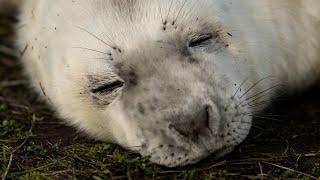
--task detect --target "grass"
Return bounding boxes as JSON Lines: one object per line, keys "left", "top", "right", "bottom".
{"left": 0, "top": 10, "right": 320, "bottom": 180}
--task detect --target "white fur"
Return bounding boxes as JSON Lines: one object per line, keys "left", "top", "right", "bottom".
{"left": 14, "top": 0, "right": 320, "bottom": 167}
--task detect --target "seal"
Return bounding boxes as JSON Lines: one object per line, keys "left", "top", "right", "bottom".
{"left": 13, "top": 0, "right": 320, "bottom": 167}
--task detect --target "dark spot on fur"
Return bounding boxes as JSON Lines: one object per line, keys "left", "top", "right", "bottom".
{"left": 137, "top": 103, "right": 145, "bottom": 114}
{"left": 163, "top": 20, "right": 168, "bottom": 25}
{"left": 189, "top": 57, "right": 198, "bottom": 63}
{"left": 114, "top": 62, "right": 124, "bottom": 70}
{"left": 159, "top": 144, "right": 163, "bottom": 148}
{"left": 152, "top": 130, "right": 157, "bottom": 135}
{"left": 153, "top": 98, "right": 159, "bottom": 103}
{"left": 129, "top": 71, "right": 137, "bottom": 80}
{"left": 149, "top": 105, "right": 157, "bottom": 112}
{"left": 121, "top": 68, "right": 138, "bottom": 88}
{"left": 180, "top": 46, "right": 191, "bottom": 57}
{"left": 171, "top": 153, "right": 175, "bottom": 157}
{"left": 159, "top": 88, "right": 165, "bottom": 93}
{"left": 128, "top": 78, "right": 137, "bottom": 87}
{"left": 168, "top": 144, "right": 174, "bottom": 148}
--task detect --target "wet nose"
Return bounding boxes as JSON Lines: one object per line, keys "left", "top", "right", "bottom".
{"left": 170, "top": 106, "right": 210, "bottom": 139}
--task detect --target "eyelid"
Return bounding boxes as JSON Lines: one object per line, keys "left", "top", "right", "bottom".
{"left": 188, "top": 33, "right": 213, "bottom": 47}
{"left": 91, "top": 80, "right": 124, "bottom": 94}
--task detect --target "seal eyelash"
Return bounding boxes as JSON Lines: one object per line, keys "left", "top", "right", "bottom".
{"left": 188, "top": 34, "right": 213, "bottom": 47}
{"left": 91, "top": 80, "right": 124, "bottom": 94}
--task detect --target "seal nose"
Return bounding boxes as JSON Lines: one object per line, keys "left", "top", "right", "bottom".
{"left": 170, "top": 106, "right": 210, "bottom": 139}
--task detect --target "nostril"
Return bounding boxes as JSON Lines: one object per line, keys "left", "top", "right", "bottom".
{"left": 169, "top": 106, "right": 211, "bottom": 138}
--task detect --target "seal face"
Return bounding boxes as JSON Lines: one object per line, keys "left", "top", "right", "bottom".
{"left": 17, "top": 0, "right": 320, "bottom": 167}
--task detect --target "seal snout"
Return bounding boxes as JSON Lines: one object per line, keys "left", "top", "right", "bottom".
{"left": 169, "top": 105, "right": 214, "bottom": 140}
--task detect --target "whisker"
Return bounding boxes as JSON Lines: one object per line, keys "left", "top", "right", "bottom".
{"left": 174, "top": 0, "right": 188, "bottom": 23}
{"left": 150, "top": 145, "right": 164, "bottom": 153}
{"left": 239, "top": 76, "right": 276, "bottom": 99}
{"left": 236, "top": 84, "right": 285, "bottom": 108}
{"left": 247, "top": 99, "right": 287, "bottom": 107}
{"left": 75, "top": 26, "right": 113, "bottom": 48}
{"left": 245, "top": 93, "right": 272, "bottom": 105}
{"left": 233, "top": 77, "right": 249, "bottom": 99}
{"left": 245, "top": 92, "right": 287, "bottom": 107}
{"left": 90, "top": 57, "right": 114, "bottom": 61}
{"left": 249, "top": 115, "right": 282, "bottom": 122}
{"left": 244, "top": 84, "right": 286, "bottom": 102}
{"left": 246, "top": 113, "right": 285, "bottom": 118}
{"left": 247, "top": 90, "right": 288, "bottom": 104}
{"left": 251, "top": 125, "right": 265, "bottom": 130}
{"left": 157, "top": 0, "right": 164, "bottom": 24}
{"left": 225, "top": 77, "right": 249, "bottom": 111}
{"left": 73, "top": 47, "right": 110, "bottom": 55}
{"left": 103, "top": 32, "right": 117, "bottom": 48}
{"left": 235, "top": 110, "right": 269, "bottom": 117}
{"left": 166, "top": 0, "right": 174, "bottom": 22}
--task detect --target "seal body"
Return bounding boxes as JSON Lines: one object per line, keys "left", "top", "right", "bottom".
{"left": 15, "top": 0, "right": 320, "bottom": 167}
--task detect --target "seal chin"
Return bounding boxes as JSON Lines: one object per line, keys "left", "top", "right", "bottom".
{"left": 145, "top": 143, "right": 235, "bottom": 167}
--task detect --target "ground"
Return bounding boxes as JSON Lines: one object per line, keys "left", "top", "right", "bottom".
{"left": 0, "top": 10, "right": 320, "bottom": 180}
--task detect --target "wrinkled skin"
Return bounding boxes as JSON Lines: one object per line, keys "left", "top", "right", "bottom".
{"left": 15, "top": 0, "right": 320, "bottom": 167}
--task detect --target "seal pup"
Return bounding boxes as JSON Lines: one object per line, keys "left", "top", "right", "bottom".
{"left": 11, "top": 0, "right": 320, "bottom": 167}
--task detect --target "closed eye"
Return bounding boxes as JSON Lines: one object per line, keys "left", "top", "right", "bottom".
{"left": 188, "top": 34, "right": 213, "bottom": 47}
{"left": 91, "top": 80, "right": 124, "bottom": 94}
